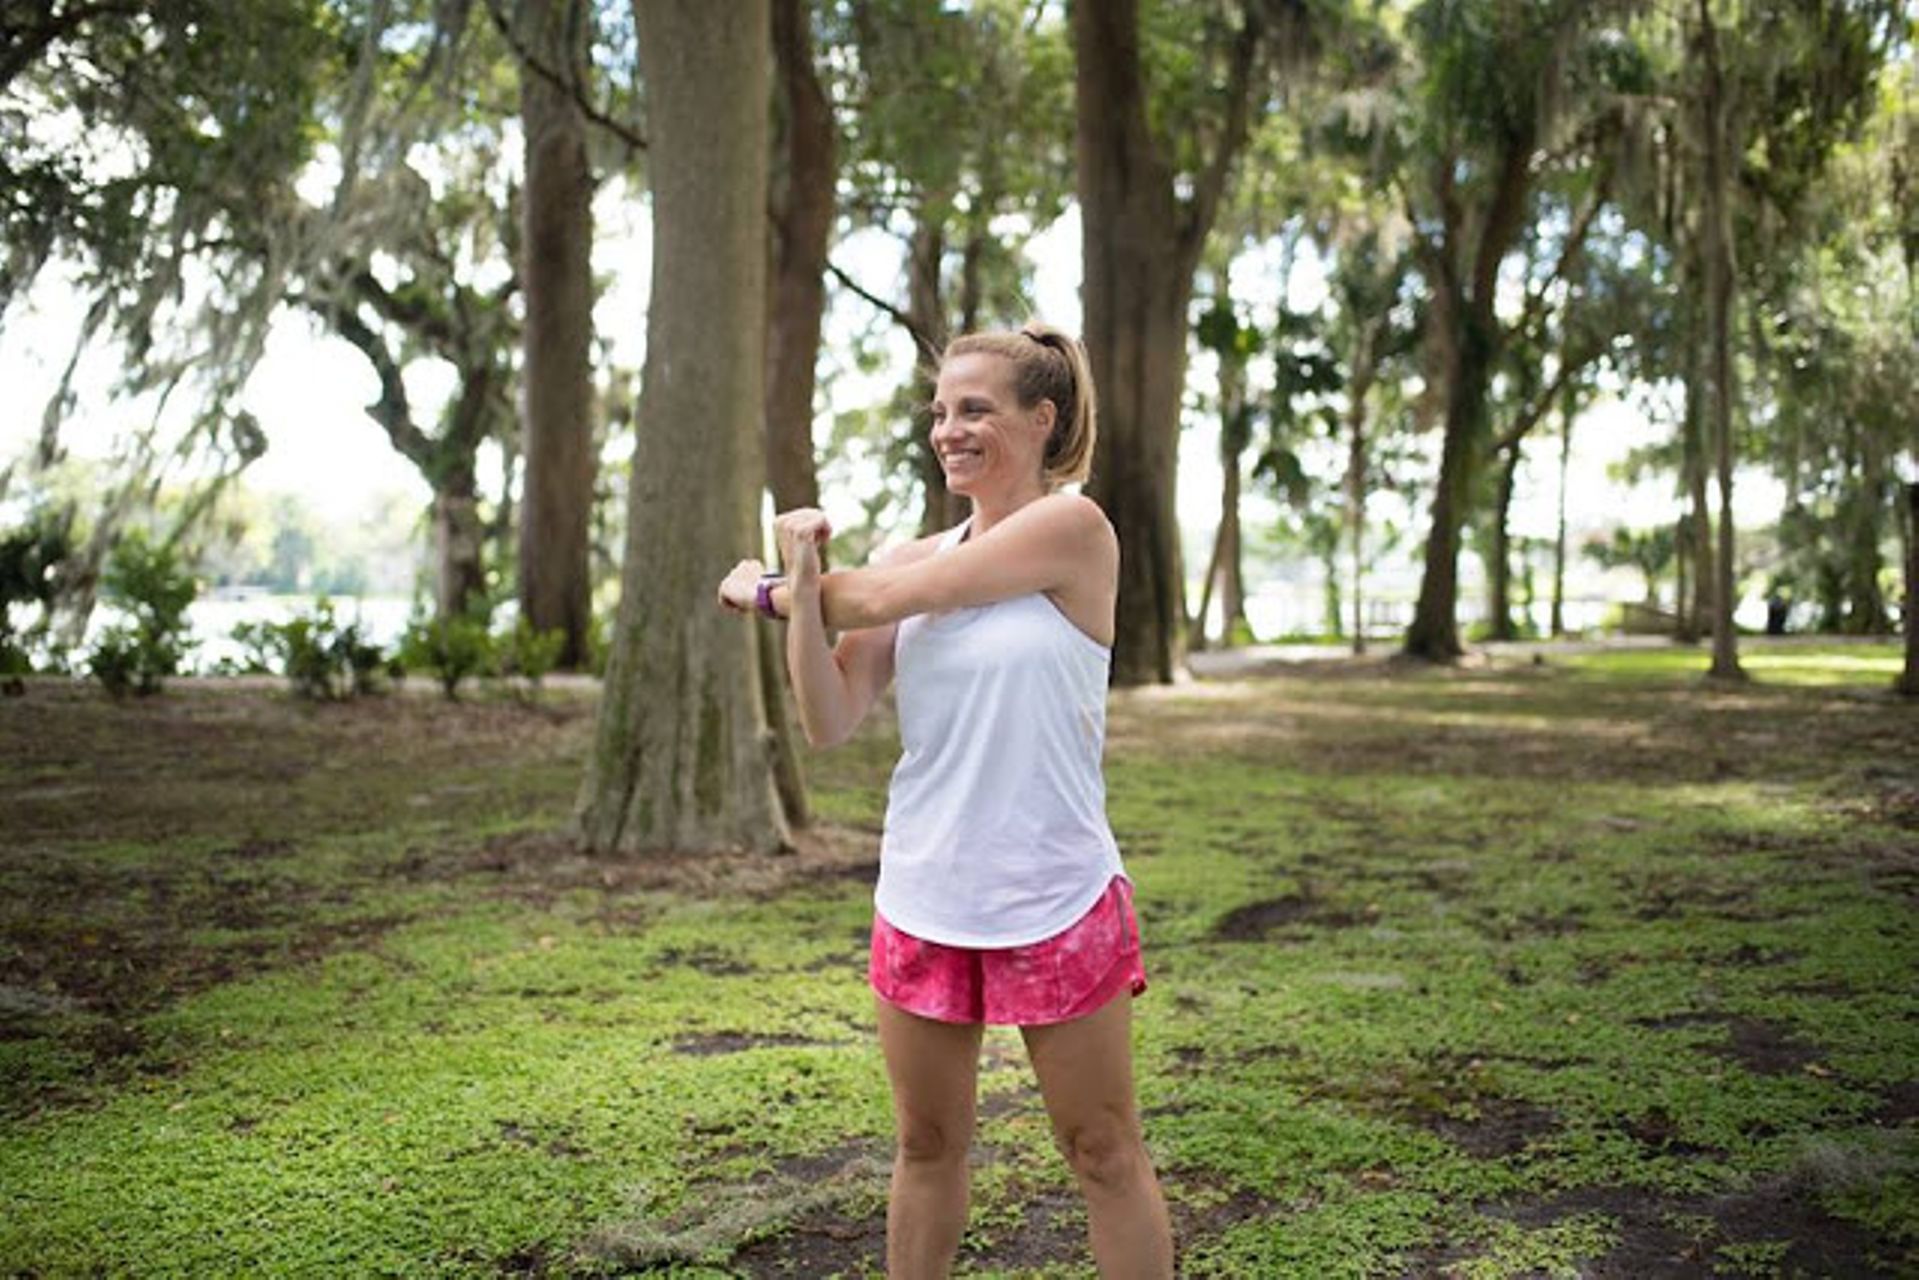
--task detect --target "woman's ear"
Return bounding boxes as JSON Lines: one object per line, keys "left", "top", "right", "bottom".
{"left": 1033, "top": 398, "right": 1058, "bottom": 437}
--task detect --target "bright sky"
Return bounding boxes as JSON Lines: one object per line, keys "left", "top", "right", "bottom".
{"left": 0, "top": 190, "right": 1787, "bottom": 606}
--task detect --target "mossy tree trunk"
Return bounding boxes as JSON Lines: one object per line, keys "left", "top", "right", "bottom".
{"left": 515, "top": 0, "right": 597, "bottom": 667}
{"left": 577, "top": 0, "right": 793, "bottom": 855}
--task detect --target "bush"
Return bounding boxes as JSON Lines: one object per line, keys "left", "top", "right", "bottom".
{"left": 498, "top": 616, "right": 565, "bottom": 698}
{"left": 1, "top": 505, "right": 72, "bottom": 677}
{"left": 399, "top": 613, "right": 494, "bottom": 700}
{"left": 88, "top": 531, "right": 198, "bottom": 696}
{"left": 228, "top": 599, "right": 397, "bottom": 699}
{"left": 86, "top": 627, "right": 144, "bottom": 698}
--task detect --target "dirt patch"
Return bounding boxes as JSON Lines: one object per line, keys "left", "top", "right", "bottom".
{"left": 1618, "top": 1104, "right": 1724, "bottom": 1158}
{"left": 670, "top": 1031, "right": 833, "bottom": 1057}
{"left": 1423, "top": 1092, "right": 1562, "bottom": 1159}
{"left": 728, "top": 1204, "right": 886, "bottom": 1277}
{"left": 1211, "top": 894, "right": 1365, "bottom": 939}
{"left": 1473, "top": 1170, "right": 1914, "bottom": 1277}
{"left": 1711, "top": 1016, "right": 1827, "bottom": 1076}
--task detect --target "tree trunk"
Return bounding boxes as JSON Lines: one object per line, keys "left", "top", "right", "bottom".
{"left": 1200, "top": 309, "right": 1251, "bottom": 649}
{"left": 764, "top": 0, "right": 834, "bottom": 515}
{"left": 578, "top": 0, "right": 792, "bottom": 855}
{"left": 1841, "top": 424, "right": 1891, "bottom": 633}
{"left": 1676, "top": 255, "right": 1712, "bottom": 641}
{"left": 1404, "top": 315, "right": 1493, "bottom": 661}
{"left": 434, "top": 464, "right": 486, "bottom": 620}
{"left": 1345, "top": 321, "right": 1378, "bottom": 655}
{"left": 1488, "top": 441, "right": 1520, "bottom": 641}
{"left": 1699, "top": 0, "right": 1744, "bottom": 681}
{"left": 1551, "top": 381, "right": 1573, "bottom": 636}
{"left": 515, "top": 0, "right": 597, "bottom": 667}
{"left": 1900, "top": 481, "right": 1918, "bottom": 695}
{"left": 906, "top": 211, "right": 964, "bottom": 537}
{"left": 1076, "top": 0, "right": 1236, "bottom": 685}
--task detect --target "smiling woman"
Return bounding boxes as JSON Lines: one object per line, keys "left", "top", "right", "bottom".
{"left": 716, "top": 322, "right": 1175, "bottom": 1277}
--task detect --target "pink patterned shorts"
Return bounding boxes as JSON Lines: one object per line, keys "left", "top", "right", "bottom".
{"left": 868, "top": 874, "right": 1148, "bottom": 1026}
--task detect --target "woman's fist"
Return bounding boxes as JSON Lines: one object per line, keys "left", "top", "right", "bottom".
{"left": 717, "top": 558, "right": 766, "bottom": 612}
{"left": 774, "top": 508, "right": 831, "bottom": 588}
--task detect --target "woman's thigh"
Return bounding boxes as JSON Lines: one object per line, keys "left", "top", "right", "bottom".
{"left": 875, "top": 996, "right": 985, "bottom": 1159}
{"left": 1018, "top": 993, "right": 1144, "bottom": 1160}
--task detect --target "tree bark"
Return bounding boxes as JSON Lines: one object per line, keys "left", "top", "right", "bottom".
{"left": 1404, "top": 310, "right": 1495, "bottom": 660}
{"left": 764, "top": 0, "right": 834, "bottom": 514}
{"left": 515, "top": 0, "right": 597, "bottom": 667}
{"left": 433, "top": 462, "right": 486, "bottom": 620}
{"left": 1075, "top": 0, "right": 1258, "bottom": 684}
{"left": 1698, "top": 0, "right": 1744, "bottom": 680}
{"left": 578, "top": 0, "right": 793, "bottom": 855}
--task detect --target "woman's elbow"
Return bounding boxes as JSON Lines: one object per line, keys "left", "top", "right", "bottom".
{"left": 797, "top": 711, "right": 851, "bottom": 750}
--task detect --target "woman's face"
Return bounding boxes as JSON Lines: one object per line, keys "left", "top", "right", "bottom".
{"left": 928, "top": 353, "right": 1055, "bottom": 498}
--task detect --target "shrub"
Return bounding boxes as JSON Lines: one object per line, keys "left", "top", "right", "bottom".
{"left": 400, "top": 613, "right": 494, "bottom": 700}
{"left": 88, "top": 531, "right": 198, "bottom": 695}
{"left": 498, "top": 616, "right": 565, "bottom": 698}
{"left": 86, "top": 627, "right": 143, "bottom": 698}
{"left": 230, "top": 599, "right": 396, "bottom": 699}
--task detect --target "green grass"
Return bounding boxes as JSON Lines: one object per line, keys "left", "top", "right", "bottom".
{"left": 1, "top": 647, "right": 1914, "bottom": 1277}
{"left": 1559, "top": 639, "right": 1904, "bottom": 686}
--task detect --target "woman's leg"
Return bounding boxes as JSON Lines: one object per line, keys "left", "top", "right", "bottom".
{"left": 1020, "top": 993, "right": 1173, "bottom": 1278}
{"left": 876, "top": 996, "right": 984, "bottom": 1278}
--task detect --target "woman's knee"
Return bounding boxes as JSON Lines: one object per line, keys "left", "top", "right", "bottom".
{"left": 1053, "top": 1113, "right": 1147, "bottom": 1190}
{"left": 896, "top": 1112, "right": 972, "bottom": 1167}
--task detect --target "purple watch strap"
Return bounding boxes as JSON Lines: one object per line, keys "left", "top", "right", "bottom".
{"left": 755, "top": 576, "right": 782, "bottom": 619}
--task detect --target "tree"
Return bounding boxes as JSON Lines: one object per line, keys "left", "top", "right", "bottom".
{"left": 764, "top": 0, "right": 837, "bottom": 515}
{"left": 577, "top": 0, "right": 795, "bottom": 854}
{"left": 1074, "top": 0, "right": 1296, "bottom": 684}
{"left": 3, "top": 0, "right": 332, "bottom": 642}
{"left": 1392, "top": 0, "right": 1644, "bottom": 661}
{"left": 514, "top": 0, "right": 598, "bottom": 668}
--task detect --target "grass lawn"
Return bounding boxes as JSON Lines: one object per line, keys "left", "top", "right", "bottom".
{"left": 1, "top": 644, "right": 1914, "bottom": 1277}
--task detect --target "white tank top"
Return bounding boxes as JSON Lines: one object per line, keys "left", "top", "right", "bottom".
{"left": 874, "top": 517, "right": 1126, "bottom": 947}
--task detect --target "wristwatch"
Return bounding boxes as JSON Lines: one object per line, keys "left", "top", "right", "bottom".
{"left": 755, "top": 573, "right": 786, "bottom": 619}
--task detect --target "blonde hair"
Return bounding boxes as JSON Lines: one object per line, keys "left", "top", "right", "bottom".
{"left": 941, "top": 321, "right": 1098, "bottom": 488}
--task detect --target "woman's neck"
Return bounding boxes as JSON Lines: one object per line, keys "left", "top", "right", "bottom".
{"left": 966, "top": 479, "right": 1047, "bottom": 539}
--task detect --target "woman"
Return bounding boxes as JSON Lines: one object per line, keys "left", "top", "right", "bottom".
{"left": 717, "top": 323, "right": 1173, "bottom": 1278}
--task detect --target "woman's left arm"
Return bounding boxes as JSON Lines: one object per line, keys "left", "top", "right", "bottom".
{"left": 810, "top": 492, "right": 1114, "bottom": 631}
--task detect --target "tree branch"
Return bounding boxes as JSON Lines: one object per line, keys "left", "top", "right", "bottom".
{"left": 1494, "top": 342, "right": 1598, "bottom": 454}
{"left": 292, "top": 290, "right": 434, "bottom": 467}
{"left": 1514, "top": 166, "right": 1613, "bottom": 348}
{"left": 1182, "top": 5, "right": 1264, "bottom": 265}
{"left": 1470, "top": 123, "right": 1539, "bottom": 315}
{"left": 825, "top": 260, "right": 942, "bottom": 365}
{"left": 480, "top": 0, "right": 646, "bottom": 153}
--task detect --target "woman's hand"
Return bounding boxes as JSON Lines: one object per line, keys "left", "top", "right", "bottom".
{"left": 774, "top": 508, "right": 832, "bottom": 595}
{"left": 716, "top": 558, "right": 766, "bottom": 612}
